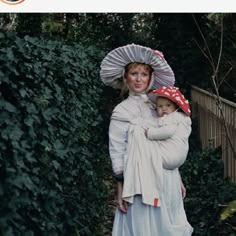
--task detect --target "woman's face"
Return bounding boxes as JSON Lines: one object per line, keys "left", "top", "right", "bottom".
{"left": 125, "top": 64, "right": 151, "bottom": 94}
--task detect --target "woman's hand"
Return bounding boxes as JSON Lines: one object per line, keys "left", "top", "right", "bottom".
{"left": 179, "top": 171, "right": 186, "bottom": 199}
{"left": 117, "top": 182, "right": 128, "bottom": 213}
{"left": 180, "top": 181, "right": 186, "bottom": 199}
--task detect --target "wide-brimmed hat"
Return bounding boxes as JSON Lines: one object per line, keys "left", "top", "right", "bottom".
{"left": 148, "top": 86, "right": 191, "bottom": 116}
{"left": 100, "top": 44, "right": 175, "bottom": 90}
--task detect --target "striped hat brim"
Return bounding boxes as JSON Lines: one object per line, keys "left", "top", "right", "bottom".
{"left": 100, "top": 44, "right": 175, "bottom": 90}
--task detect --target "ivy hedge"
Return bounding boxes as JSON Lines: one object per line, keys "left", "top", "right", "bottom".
{"left": 181, "top": 147, "right": 236, "bottom": 236}
{"left": 0, "top": 32, "right": 109, "bottom": 235}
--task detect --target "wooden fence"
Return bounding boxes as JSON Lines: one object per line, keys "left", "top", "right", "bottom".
{"left": 191, "top": 86, "right": 236, "bottom": 183}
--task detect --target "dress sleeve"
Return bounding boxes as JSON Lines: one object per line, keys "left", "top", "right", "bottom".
{"left": 109, "top": 118, "right": 129, "bottom": 174}
{"left": 147, "top": 112, "right": 191, "bottom": 140}
{"left": 176, "top": 116, "right": 192, "bottom": 138}
{"left": 146, "top": 123, "right": 178, "bottom": 140}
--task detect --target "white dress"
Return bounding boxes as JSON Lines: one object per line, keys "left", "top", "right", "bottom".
{"left": 109, "top": 94, "right": 193, "bottom": 236}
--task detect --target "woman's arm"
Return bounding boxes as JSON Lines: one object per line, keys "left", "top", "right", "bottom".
{"left": 109, "top": 118, "right": 130, "bottom": 213}
{"left": 109, "top": 119, "right": 129, "bottom": 173}
{"left": 179, "top": 171, "right": 186, "bottom": 199}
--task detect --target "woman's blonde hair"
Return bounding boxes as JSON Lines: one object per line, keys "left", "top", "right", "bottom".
{"left": 121, "top": 62, "right": 153, "bottom": 97}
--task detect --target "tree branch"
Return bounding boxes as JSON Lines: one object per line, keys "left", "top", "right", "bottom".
{"left": 192, "top": 14, "right": 236, "bottom": 160}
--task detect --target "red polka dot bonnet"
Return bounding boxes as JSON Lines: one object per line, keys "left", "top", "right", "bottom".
{"left": 149, "top": 86, "right": 191, "bottom": 116}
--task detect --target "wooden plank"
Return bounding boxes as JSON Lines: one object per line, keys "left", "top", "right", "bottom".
{"left": 191, "top": 86, "right": 236, "bottom": 183}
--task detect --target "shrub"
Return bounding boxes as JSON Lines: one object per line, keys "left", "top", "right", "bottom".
{"left": 0, "top": 32, "right": 108, "bottom": 235}
{"left": 181, "top": 147, "right": 236, "bottom": 236}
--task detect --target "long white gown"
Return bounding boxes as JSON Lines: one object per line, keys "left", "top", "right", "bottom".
{"left": 109, "top": 94, "right": 193, "bottom": 236}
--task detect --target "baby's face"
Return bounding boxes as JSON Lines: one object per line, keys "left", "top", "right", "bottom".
{"left": 156, "top": 97, "right": 176, "bottom": 117}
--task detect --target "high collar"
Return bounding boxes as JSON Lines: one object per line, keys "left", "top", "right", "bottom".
{"left": 128, "top": 91, "right": 154, "bottom": 107}
{"left": 129, "top": 91, "right": 147, "bottom": 98}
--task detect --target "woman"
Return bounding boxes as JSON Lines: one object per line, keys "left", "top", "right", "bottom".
{"left": 100, "top": 44, "right": 193, "bottom": 236}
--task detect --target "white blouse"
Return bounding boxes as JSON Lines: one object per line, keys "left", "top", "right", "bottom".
{"left": 109, "top": 94, "right": 156, "bottom": 173}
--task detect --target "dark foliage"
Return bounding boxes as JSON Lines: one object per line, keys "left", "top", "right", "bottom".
{"left": 0, "top": 32, "right": 109, "bottom": 236}
{"left": 181, "top": 147, "right": 236, "bottom": 236}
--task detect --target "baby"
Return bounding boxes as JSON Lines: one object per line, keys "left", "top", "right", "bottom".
{"left": 146, "top": 86, "right": 192, "bottom": 169}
